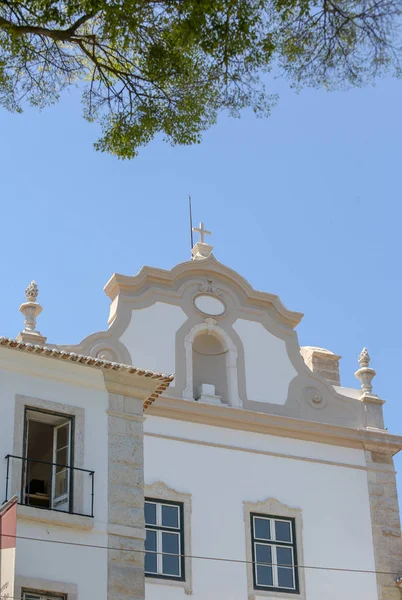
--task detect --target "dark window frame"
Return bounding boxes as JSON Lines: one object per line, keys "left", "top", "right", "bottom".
{"left": 22, "top": 590, "right": 66, "bottom": 600}
{"left": 145, "top": 497, "right": 185, "bottom": 582}
{"left": 250, "top": 512, "right": 299, "bottom": 595}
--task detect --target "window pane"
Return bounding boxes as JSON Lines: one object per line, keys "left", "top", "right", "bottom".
{"left": 275, "top": 520, "right": 292, "bottom": 542}
{"left": 56, "top": 447, "right": 68, "bottom": 469}
{"left": 54, "top": 471, "right": 68, "bottom": 496}
{"left": 145, "top": 551, "right": 158, "bottom": 574}
{"left": 254, "top": 517, "right": 271, "bottom": 540}
{"left": 145, "top": 529, "right": 157, "bottom": 551}
{"left": 145, "top": 502, "right": 157, "bottom": 525}
{"left": 162, "top": 504, "right": 179, "bottom": 528}
{"left": 57, "top": 424, "right": 69, "bottom": 448}
{"left": 162, "top": 532, "right": 180, "bottom": 577}
{"left": 255, "top": 544, "right": 272, "bottom": 565}
{"left": 278, "top": 567, "right": 295, "bottom": 589}
{"left": 162, "top": 553, "right": 180, "bottom": 577}
{"left": 256, "top": 565, "right": 273, "bottom": 587}
{"left": 276, "top": 546, "right": 293, "bottom": 567}
{"left": 162, "top": 531, "right": 180, "bottom": 555}
{"left": 145, "top": 530, "right": 157, "bottom": 573}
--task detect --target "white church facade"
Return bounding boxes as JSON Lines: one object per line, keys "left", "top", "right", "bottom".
{"left": 1, "top": 228, "right": 402, "bottom": 600}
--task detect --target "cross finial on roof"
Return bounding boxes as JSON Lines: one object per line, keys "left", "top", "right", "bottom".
{"left": 193, "top": 222, "right": 211, "bottom": 244}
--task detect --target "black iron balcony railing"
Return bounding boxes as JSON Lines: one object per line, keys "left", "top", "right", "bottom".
{"left": 4, "top": 455, "right": 95, "bottom": 518}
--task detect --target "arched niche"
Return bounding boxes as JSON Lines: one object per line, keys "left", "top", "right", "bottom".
{"left": 192, "top": 333, "right": 228, "bottom": 403}
{"left": 183, "top": 319, "right": 242, "bottom": 408}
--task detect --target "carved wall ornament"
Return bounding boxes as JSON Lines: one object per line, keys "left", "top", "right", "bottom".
{"left": 195, "top": 280, "right": 225, "bottom": 316}
{"left": 89, "top": 343, "right": 119, "bottom": 363}
{"left": 96, "top": 348, "right": 118, "bottom": 362}
{"left": 199, "top": 280, "right": 222, "bottom": 296}
{"left": 205, "top": 317, "right": 217, "bottom": 334}
{"left": 146, "top": 481, "right": 173, "bottom": 498}
{"left": 304, "top": 386, "right": 326, "bottom": 409}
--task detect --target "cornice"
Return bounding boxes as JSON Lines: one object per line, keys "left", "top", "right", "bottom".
{"left": 103, "top": 255, "right": 304, "bottom": 329}
{"left": 147, "top": 396, "right": 402, "bottom": 455}
{"left": 102, "top": 369, "right": 172, "bottom": 408}
{"left": 0, "top": 336, "right": 173, "bottom": 409}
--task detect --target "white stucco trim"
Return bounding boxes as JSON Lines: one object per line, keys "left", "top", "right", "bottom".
{"left": 182, "top": 320, "right": 242, "bottom": 407}
{"left": 17, "top": 505, "right": 94, "bottom": 530}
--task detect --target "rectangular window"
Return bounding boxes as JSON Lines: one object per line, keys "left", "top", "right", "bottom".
{"left": 251, "top": 513, "right": 299, "bottom": 594}
{"left": 22, "top": 592, "right": 65, "bottom": 600}
{"left": 145, "top": 498, "right": 184, "bottom": 581}
{"left": 23, "top": 408, "right": 73, "bottom": 512}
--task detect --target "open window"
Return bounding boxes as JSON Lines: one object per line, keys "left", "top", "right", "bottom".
{"left": 23, "top": 409, "right": 73, "bottom": 512}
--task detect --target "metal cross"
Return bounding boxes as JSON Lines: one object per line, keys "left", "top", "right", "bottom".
{"left": 192, "top": 222, "right": 211, "bottom": 244}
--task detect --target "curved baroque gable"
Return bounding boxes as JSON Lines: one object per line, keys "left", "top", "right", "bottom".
{"left": 57, "top": 255, "right": 365, "bottom": 428}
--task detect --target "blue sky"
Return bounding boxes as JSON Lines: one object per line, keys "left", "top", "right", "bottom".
{"left": 1, "top": 75, "right": 401, "bottom": 493}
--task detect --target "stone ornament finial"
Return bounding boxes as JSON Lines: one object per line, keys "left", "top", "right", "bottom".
{"left": 25, "top": 280, "right": 39, "bottom": 302}
{"left": 355, "top": 347, "right": 376, "bottom": 396}
{"left": 17, "top": 280, "right": 47, "bottom": 345}
{"left": 358, "top": 347, "right": 371, "bottom": 368}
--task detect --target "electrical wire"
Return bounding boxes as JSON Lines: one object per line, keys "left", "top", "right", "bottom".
{"left": 0, "top": 531, "right": 398, "bottom": 577}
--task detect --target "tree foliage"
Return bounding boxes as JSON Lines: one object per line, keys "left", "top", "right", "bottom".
{"left": 0, "top": 0, "right": 400, "bottom": 158}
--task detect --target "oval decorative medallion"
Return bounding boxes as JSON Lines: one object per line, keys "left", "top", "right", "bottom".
{"left": 194, "top": 294, "right": 226, "bottom": 316}
{"left": 304, "top": 386, "right": 327, "bottom": 409}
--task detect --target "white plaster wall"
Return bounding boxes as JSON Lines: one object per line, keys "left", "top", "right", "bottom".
{"left": 145, "top": 416, "right": 367, "bottom": 467}
{"left": 233, "top": 318, "right": 298, "bottom": 405}
{"left": 144, "top": 416, "right": 377, "bottom": 600}
{"left": 120, "top": 302, "right": 187, "bottom": 382}
{"left": 0, "top": 348, "right": 109, "bottom": 600}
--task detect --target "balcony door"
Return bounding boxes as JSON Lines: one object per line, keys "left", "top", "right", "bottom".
{"left": 52, "top": 420, "right": 71, "bottom": 511}
{"left": 24, "top": 410, "right": 73, "bottom": 512}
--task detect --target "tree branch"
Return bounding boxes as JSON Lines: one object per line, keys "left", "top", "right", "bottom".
{"left": 0, "top": 12, "right": 96, "bottom": 42}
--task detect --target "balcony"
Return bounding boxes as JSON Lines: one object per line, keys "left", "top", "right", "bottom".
{"left": 4, "top": 455, "right": 95, "bottom": 519}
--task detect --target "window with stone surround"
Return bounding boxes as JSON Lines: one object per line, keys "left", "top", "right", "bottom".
{"left": 145, "top": 498, "right": 184, "bottom": 580}
{"left": 251, "top": 513, "right": 299, "bottom": 593}
{"left": 8, "top": 395, "right": 94, "bottom": 520}
{"left": 16, "top": 576, "right": 77, "bottom": 600}
{"left": 144, "top": 482, "right": 193, "bottom": 594}
{"left": 22, "top": 591, "right": 66, "bottom": 600}
{"left": 244, "top": 498, "right": 305, "bottom": 600}
{"left": 23, "top": 408, "right": 73, "bottom": 512}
